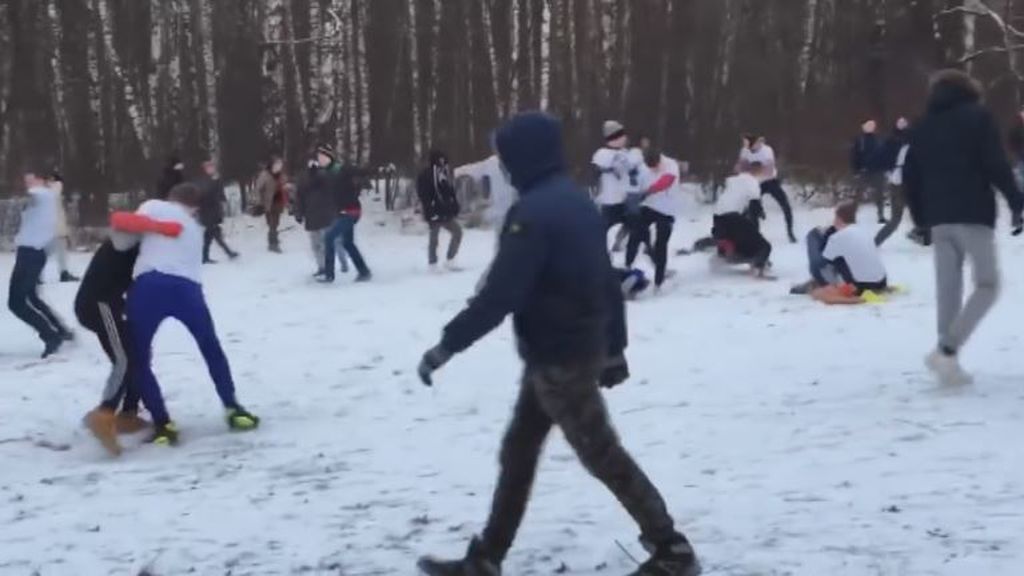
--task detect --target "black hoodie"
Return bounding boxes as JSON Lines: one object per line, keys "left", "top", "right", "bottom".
{"left": 441, "top": 112, "right": 626, "bottom": 364}
{"left": 155, "top": 157, "right": 184, "bottom": 200}
{"left": 416, "top": 151, "right": 460, "bottom": 222}
{"left": 904, "top": 72, "right": 1024, "bottom": 229}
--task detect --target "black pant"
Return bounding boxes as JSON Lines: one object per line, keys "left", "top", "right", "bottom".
{"left": 8, "top": 247, "right": 64, "bottom": 342}
{"left": 480, "top": 361, "right": 678, "bottom": 562}
{"left": 856, "top": 172, "right": 888, "bottom": 223}
{"left": 76, "top": 300, "right": 139, "bottom": 412}
{"left": 266, "top": 210, "right": 282, "bottom": 250}
{"left": 760, "top": 179, "right": 795, "bottom": 240}
{"left": 626, "top": 208, "right": 675, "bottom": 286}
{"left": 874, "top": 184, "right": 905, "bottom": 245}
{"left": 203, "top": 225, "right": 235, "bottom": 261}
{"left": 712, "top": 213, "right": 772, "bottom": 268}
{"left": 601, "top": 203, "right": 627, "bottom": 231}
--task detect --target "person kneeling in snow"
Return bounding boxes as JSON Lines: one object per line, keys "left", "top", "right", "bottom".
{"left": 111, "top": 183, "right": 260, "bottom": 446}
{"left": 791, "top": 201, "right": 888, "bottom": 304}
{"left": 706, "top": 161, "right": 772, "bottom": 276}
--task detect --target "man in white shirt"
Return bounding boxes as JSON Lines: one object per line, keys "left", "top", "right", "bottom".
{"left": 8, "top": 168, "right": 72, "bottom": 357}
{"left": 792, "top": 202, "right": 888, "bottom": 302}
{"left": 706, "top": 162, "right": 773, "bottom": 275}
{"left": 740, "top": 135, "right": 797, "bottom": 243}
{"left": 625, "top": 147, "right": 681, "bottom": 288}
{"left": 592, "top": 120, "right": 643, "bottom": 251}
{"left": 113, "top": 183, "right": 260, "bottom": 447}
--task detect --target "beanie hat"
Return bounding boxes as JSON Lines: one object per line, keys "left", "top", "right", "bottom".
{"left": 603, "top": 120, "right": 626, "bottom": 141}
{"left": 316, "top": 143, "right": 336, "bottom": 161}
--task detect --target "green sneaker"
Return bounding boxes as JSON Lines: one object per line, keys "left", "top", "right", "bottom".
{"left": 148, "top": 423, "right": 179, "bottom": 446}
{"left": 226, "top": 407, "right": 260, "bottom": 431}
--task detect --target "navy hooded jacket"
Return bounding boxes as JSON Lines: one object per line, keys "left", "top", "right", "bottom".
{"left": 441, "top": 112, "right": 627, "bottom": 364}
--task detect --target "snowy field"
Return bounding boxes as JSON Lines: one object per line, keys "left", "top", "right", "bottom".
{"left": 2, "top": 202, "right": 1023, "bottom": 576}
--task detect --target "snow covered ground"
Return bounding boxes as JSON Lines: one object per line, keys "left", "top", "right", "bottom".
{"left": 1, "top": 202, "right": 1023, "bottom": 576}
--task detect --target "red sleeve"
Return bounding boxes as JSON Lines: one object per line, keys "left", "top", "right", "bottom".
{"left": 647, "top": 173, "right": 676, "bottom": 194}
{"left": 110, "top": 212, "right": 183, "bottom": 237}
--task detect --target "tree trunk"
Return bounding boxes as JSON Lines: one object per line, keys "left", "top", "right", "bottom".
{"left": 355, "top": 0, "right": 371, "bottom": 164}
{"left": 406, "top": 0, "right": 423, "bottom": 163}
{"left": 95, "top": 0, "right": 151, "bottom": 159}
{"left": 46, "top": 0, "right": 70, "bottom": 164}
{"left": 196, "top": 0, "right": 219, "bottom": 159}
{"left": 480, "top": 0, "right": 503, "bottom": 119}
{"left": 0, "top": 2, "right": 11, "bottom": 186}
{"left": 540, "top": 0, "right": 551, "bottom": 110}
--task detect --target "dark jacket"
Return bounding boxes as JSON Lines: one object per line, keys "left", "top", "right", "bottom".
{"left": 296, "top": 164, "right": 338, "bottom": 231}
{"left": 333, "top": 165, "right": 372, "bottom": 217}
{"left": 74, "top": 239, "right": 139, "bottom": 320}
{"left": 155, "top": 165, "right": 184, "bottom": 200}
{"left": 850, "top": 133, "right": 884, "bottom": 174}
{"left": 196, "top": 174, "right": 227, "bottom": 227}
{"left": 416, "top": 153, "right": 461, "bottom": 222}
{"left": 441, "top": 112, "right": 627, "bottom": 364}
{"left": 1008, "top": 117, "right": 1024, "bottom": 163}
{"left": 877, "top": 127, "right": 909, "bottom": 172}
{"left": 904, "top": 74, "right": 1024, "bottom": 229}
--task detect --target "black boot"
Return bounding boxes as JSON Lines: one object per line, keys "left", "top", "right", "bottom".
{"left": 60, "top": 271, "right": 80, "bottom": 283}
{"left": 417, "top": 537, "right": 501, "bottom": 576}
{"left": 630, "top": 534, "right": 701, "bottom": 576}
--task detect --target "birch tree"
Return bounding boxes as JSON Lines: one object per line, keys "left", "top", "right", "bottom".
{"left": 96, "top": 0, "right": 152, "bottom": 158}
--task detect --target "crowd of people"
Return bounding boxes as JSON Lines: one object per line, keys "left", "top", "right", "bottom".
{"left": 4, "top": 67, "right": 1024, "bottom": 575}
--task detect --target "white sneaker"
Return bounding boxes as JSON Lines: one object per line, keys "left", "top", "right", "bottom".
{"left": 445, "top": 260, "right": 463, "bottom": 272}
{"left": 925, "top": 350, "right": 974, "bottom": 385}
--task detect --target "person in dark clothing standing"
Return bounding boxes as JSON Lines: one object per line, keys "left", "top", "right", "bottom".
{"left": 296, "top": 152, "right": 348, "bottom": 276}
{"left": 851, "top": 119, "right": 889, "bottom": 223}
{"left": 904, "top": 69, "right": 1024, "bottom": 385}
{"left": 155, "top": 154, "right": 185, "bottom": 200}
{"left": 78, "top": 219, "right": 183, "bottom": 456}
{"left": 416, "top": 112, "right": 700, "bottom": 576}
{"left": 316, "top": 144, "right": 373, "bottom": 283}
{"left": 197, "top": 158, "right": 238, "bottom": 263}
{"left": 875, "top": 117, "right": 912, "bottom": 245}
{"left": 417, "top": 150, "right": 463, "bottom": 269}
{"left": 256, "top": 155, "right": 288, "bottom": 253}
{"left": 1006, "top": 109, "right": 1024, "bottom": 187}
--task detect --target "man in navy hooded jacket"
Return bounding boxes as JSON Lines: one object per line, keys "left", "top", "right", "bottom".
{"left": 417, "top": 112, "right": 699, "bottom": 576}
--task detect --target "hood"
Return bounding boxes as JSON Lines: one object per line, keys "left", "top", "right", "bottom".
{"left": 927, "top": 70, "right": 982, "bottom": 115}
{"left": 495, "top": 112, "right": 566, "bottom": 192}
{"left": 428, "top": 149, "right": 448, "bottom": 167}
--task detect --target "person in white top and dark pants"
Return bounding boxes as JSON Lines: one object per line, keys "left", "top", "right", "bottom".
{"left": 8, "top": 168, "right": 72, "bottom": 357}
{"left": 740, "top": 135, "right": 797, "bottom": 243}
{"left": 592, "top": 121, "right": 643, "bottom": 250}
{"left": 626, "top": 147, "right": 681, "bottom": 287}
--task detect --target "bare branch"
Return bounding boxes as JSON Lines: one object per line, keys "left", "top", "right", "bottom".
{"left": 260, "top": 7, "right": 343, "bottom": 46}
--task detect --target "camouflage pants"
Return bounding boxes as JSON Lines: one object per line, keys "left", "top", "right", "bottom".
{"left": 480, "top": 361, "right": 677, "bottom": 561}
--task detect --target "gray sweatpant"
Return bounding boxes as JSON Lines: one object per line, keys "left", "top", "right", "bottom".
{"left": 309, "top": 229, "right": 347, "bottom": 273}
{"left": 933, "top": 224, "right": 1000, "bottom": 353}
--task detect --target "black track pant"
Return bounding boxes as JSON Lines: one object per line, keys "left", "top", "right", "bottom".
{"left": 203, "top": 225, "right": 235, "bottom": 261}
{"left": 712, "top": 212, "right": 772, "bottom": 269}
{"left": 626, "top": 207, "right": 675, "bottom": 286}
{"left": 760, "top": 179, "right": 795, "bottom": 240}
{"left": 8, "top": 247, "right": 64, "bottom": 342}
{"left": 480, "top": 361, "right": 679, "bottom": 562}
{"left": 76, "top": 300, "right": 139, "bottom": 412}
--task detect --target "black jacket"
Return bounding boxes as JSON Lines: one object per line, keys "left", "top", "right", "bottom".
{"left": 904, "top": 78, "right": 1024, "bottom": 229}
{"left": 333, "top": 165, "right": 372, "bottom": 216}
{"left": 296, "top": 164, "right": 339, "bottom": 231}
{"left": 850, "top": 133, "right": 884, "bottom": 174}
{"left": 1008, "top": 117, "right": 1024, "bottom": 163}
{"left": 877, "top": 128, "right": 909, "bottom": 172}
{"left": 441, "top": 112, "right": 627, "bottom": 364}
{"left": 155, "top": 166, "right": 184, "bottom": 200}
{"left": 196, "top": 174, "right": 227, "bottom": 227}
{"left": 74, "top": 239, "right": 139, "bottom": 320}
{"left": 416, "top": 159, "right": 460, "bottom": 222}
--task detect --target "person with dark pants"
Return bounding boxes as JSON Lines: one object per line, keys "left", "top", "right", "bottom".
{"left": 114, "top": 183, "right": 259, "bottom": 447}
{"left": 709, "top": 163, "right": 772, "bottom": 275}
{"left": 741, "top": 135, "right": 796, "bottom": 242}
{"left": 874, "top": 117, "right": 911, "bottom": 245}
{"left": 416, "top": 112, "right": 699, "bottom": 576}
{"left": 9, "top": 169, "right": 71, "bottom": 357}
{"left": 197, "top": 157, "right": 238, "bottom": 263}
{"left": 592, "top": 120, "right": 644, "bottom": 253}
{"left": 154, "top": 154, "right": 184, "bottom": 200}
{"left": 851, "top": 119, "right": 890, "bottom": 223}
{"left": 904, "top": 69, "right": 1024, "bottom": 385}
{"left": 627, "top": 147, "right": 680, "bottom": 288}
{"left": 257, "top": 155, "right": 288, "bottom": 253}
{"left": 417, "top": 150, "right": 464, "bottom": 269}
{"left": 296, "top": 150, "right": 347, "bottom": 275}
{"left": 315, "top": 143, "right": 373, "bottom": 283}
{"left": 76, "top": 225, "right": 180, "bottom": 455}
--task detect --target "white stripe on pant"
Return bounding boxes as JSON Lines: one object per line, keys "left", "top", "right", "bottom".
{"left": 98, "top": 302, "right": 129, "bottom": 404}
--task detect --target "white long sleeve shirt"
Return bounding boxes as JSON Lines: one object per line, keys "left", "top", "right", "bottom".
{"left": 739, "top": 145, "right": 778, "bottom": 182}
{"left": 715, "top": 173, "right": 762, "bottom": 216}
{"left": 15, "top": 186, "right": 59, "bottom": 250}
{"left": 132, "top": 200, "right": 205, "bottom": 285}
{"left": 592, "top": 146, "right": 643, "bottom": 205}
{"left": 638, "top": 156, "right": 682, "bottom": 217}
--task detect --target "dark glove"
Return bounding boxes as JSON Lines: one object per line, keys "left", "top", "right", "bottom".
{"left": 418, "top": 345, "right": 453, "bottom": 387}
{"left": 295, "top": 214, "right": 304, "bottom": 225}
{"left": 599, "top": 355, "right": 630, "bottom": 389}
{"left": 1012, "top": 212, "right": 1023, "bottom": 236}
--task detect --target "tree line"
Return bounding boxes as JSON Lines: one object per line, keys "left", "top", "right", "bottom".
{"left": 1, "top": 0, "right": 1022, "bottom": 223}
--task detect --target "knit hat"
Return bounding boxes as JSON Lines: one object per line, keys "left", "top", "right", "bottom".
{"left": 316, "top": 143, "right": 336, "bottom": 161}
{"left": 603, "top": 120, "right": 626, "bottom": 141}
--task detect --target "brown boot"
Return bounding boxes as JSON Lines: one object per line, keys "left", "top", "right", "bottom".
{"left": 116, "top": 410, "right": 151, "bottom": 434}
{"left": 85, "top": 408, "right": 122, "bottom": 456}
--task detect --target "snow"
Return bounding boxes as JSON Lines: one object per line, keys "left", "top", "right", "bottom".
{"left": 2, "top": 202, "right": 1023, "bottom": 575}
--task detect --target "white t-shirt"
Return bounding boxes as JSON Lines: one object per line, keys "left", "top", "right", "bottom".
{"left": 15, "top": 186, "right": 59, "bottom": 249}
{"left": 740, "top": 145, "right": 778, "bottom": 182}
{"left": 454, "top": 155, "right": 517, "bottom": 231}
{"left": 822, "top": 225, "right": 887, "bottom": 284}
{"left": 638, "top": 155, "right": 682, "bottom": 217}
{"left": 592, "top": 146, "right": 643, "bottom": 205}
{"left": 715, "top": 173, "right": 762, "bottom": 216}
{"left": 133, "top": 200, "right": 204, "bottom": 285}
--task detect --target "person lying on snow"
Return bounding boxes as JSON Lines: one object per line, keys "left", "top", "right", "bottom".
{"left": 790, "top": 201, "right": 889, "bottom": 304}
{"left": 694, "top": 161, "right": 773, "bottom": 276}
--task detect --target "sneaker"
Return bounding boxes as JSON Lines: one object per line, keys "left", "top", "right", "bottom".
{"left": 41, "top": 336, "right": 64, "bottom": 359}
{"left": 355, "top": 272, "right": 372, "bottom": 283}
{"left": 269, "top": 245, "right": 282, "bottom": 254}
{"left": 315, "top": 274, "right": 335, "bottom": 284}
{"left": 228, "top": 252, "right": 240, "bottom": 260}
{"left": 417, "top": 537, "right": 501, "bottom": 576}
{"left": 116, "top": 410, "right": 151, "bottom": 434}
{"left": 148, "top": 422, "right": 180, "bottom": 446}
{"left": 632, "top": 535, "right": 701, "bottom": 576}
{"left": 60, "top": 271, "right": 80, "bottom": 283}
{"left": 226, "top": 407, "right": 260, "bottom": 431}
{"left": 925, "top": 350, "right": 974, "bottom": 385}
{"left": 444, "top": 260, "right": 463, "bottom": 272}
{"left": 85, "top": 408, "right": 122, "bottom": 456}
{"left": 204, "top": 258, "right": 218, "bottom": 265}
{"left": 789, "top": 279, "right": 819, "bottom": 295}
